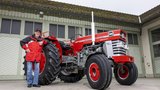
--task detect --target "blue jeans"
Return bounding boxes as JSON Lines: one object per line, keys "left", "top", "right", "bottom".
{"left": 27, "top": 61, "right": 40, "bottom": 85}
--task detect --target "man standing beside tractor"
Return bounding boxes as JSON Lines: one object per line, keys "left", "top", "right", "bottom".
{"left": 20, "top": 29, "right": 46, "bottom": 88}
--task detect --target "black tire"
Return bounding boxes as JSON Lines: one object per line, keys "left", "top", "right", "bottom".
{"left": 58, "top": 70, "right": 84, "bottom": 83}
{"left": 23, "top": 57, "right": 27, "bottom": 76}
{"left": 85, "top": 54, "right": 112, "bottom": 90}
{"left": 114, "top": 63, "right": 138, "bottom": 85}
{"left": 23, "top": 58, "right": 27, "bottom": 80}
{"left": 23, "top": 42, "right": 61, "bottom": 85}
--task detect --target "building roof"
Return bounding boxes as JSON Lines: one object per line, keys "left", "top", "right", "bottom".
{"left": 140, "top": 5, "right": 160, "bottom": 24}
{"left": 0, "top": 0, "right": 140, "bottom": 27}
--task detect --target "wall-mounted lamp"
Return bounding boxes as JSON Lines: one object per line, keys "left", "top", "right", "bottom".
{"left": 39, "top": 11, "right": 44, "bottom": 18}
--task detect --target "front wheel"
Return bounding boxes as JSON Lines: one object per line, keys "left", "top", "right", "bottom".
{"left": 114, "top": 63, "right": 138, "bottom": 85}
{"left": 85, "top": 54, "right": 112, "bottom": 90}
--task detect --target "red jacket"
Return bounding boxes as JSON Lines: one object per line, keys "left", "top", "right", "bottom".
{"left": 20, "top": 35, "right": 47, "bottom": 62}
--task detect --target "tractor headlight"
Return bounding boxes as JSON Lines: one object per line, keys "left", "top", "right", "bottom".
{"left": 121, "top": 33, "right": 125, "bottom": 38}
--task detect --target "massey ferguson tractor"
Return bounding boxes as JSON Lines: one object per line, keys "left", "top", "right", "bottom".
{"left": 23, "top": 29, "right": 138, "bottom": 89}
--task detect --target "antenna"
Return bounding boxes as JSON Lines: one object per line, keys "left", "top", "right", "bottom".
{"left": 91, "top": 11, "right": 95, "bottom": 45}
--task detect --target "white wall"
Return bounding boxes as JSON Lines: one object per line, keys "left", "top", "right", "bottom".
{"left": 141, "top": 28, "right": 154, "bottom": 77}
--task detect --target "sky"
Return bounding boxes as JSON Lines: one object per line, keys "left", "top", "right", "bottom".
{"left": 51, "top": 0, "right": 160, "bottom": 15}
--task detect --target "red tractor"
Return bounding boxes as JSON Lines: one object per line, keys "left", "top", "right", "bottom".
{"left": 24, "top": 29, "right": 138, "bottom": 89}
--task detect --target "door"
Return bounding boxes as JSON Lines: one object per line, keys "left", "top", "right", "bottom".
{"left": 127, "top": 32, "right": 145, "bottom": 77}
{"left": 0, "top": 18, "right": 22, "bottom": 80}
{"left": 150, "top": 28, "right": 160, "bottom": 77}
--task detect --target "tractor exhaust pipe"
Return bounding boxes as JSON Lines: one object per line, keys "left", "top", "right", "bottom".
{"left": 91, "top": 11, "right": 95, "bottom": 45}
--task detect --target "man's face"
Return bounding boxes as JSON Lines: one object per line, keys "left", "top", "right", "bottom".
{"left": 34, "top": 31, "right": 41, "bottom": 38}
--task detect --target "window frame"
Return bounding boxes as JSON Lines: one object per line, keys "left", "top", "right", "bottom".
{"left": 68, "top": 26, "right": 82, "bottom": 39}
{"left": 150, "top": 28, "right": 160, "bottom": 58}
{"left": 57, "top": 24, "right": 65, "bottom": 38}
{"left": 49, "top": 24, "right": 65, "bottom": 38}
{"left": 24, "top": 21, "right": 42, "bottom": 35}
{"left": 0, "top": 18, "right": 21, "bottom": 35}
{"left": 11, "top": 19, "right": 21, "bottom": 34}
{"left": 151, "top": 28, "right": 160, "bottom": 43}
{"left": 49, "top": 24, "right": 57, "bottom": 37}
{"left": 152, "top": 43, "right": 160, "bottom": 58}
{"left": 127, "top": 33, "right": 139, "bottom": 45}
{"left": 85, "top": 28, "right": 91, "bottom": 36}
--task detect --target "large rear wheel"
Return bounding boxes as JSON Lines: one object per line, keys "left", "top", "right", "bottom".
{"left": 114, "top": 63, "right": 138, "bottom": 85}
{"left": 39, "top": 42, "right": 61, "bottom": 85}
{"left": 85, "top": 54, "right": 112, "bottom": 90}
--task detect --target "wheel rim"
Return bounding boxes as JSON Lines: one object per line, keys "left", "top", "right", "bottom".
{"left": 89, "top": 63, "right": 100, "bottom": 82}
{"left": 40, "top": 52, "right": 46, "bottom": 74}
{"left": 117, "top": 65, "right": 129, "bottom": 79}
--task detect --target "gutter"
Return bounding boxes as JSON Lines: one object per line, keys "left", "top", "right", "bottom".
{"left": 138, "top": 16, "right": 142, "bottom": 36}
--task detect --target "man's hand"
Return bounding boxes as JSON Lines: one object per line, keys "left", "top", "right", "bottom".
{"left": 39, "top": 41, "right": 43, "bottom": 45}
{"left": 26, "top": 49, "right": 30, "bottom": 53}
{"left": 42, "top": 31, "right": 49, "bottom": 38}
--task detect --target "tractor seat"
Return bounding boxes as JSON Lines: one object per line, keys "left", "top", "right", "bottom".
{"left": 59, "top": 41, "right": 71, "bottom": 50}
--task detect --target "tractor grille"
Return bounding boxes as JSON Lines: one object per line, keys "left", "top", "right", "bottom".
{"left": 112, "top": 40, "right": 126, "bottom": 55}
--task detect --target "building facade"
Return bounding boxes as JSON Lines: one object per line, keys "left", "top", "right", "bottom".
{"left": 140, "top": 5, "right": 160, "bottom": 77}
{"left": 0, "top": 0, "right": 159, "bottom": 80}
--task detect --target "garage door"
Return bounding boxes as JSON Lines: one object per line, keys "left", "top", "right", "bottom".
{"left": 127, "top": 32, "right": 145, "bottom": 77}
{"left": 150, "top": 28, "right": 160, "bottom": 77}
{"left": 0, "top": 18, "right": 23, "bottom": 80}
{"left": 0, "top": 36, "right": 22, "bottom": 79}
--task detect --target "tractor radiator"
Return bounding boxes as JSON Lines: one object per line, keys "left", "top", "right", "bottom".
{"left": 112, "top": 40, "right": 127, "bottom": 55}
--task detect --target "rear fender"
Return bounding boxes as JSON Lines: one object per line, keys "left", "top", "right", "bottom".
{"left": 45, "top": 36, "right": 63, "bottom": 62}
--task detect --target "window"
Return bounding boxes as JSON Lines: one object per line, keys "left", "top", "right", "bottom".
{"left": 68, "top": 26, "right": 82, "bottom": 39}
{"left": 49, "top": 24, "right": 57, "bottom": 37}
{"left": 127, "top": 33, "right": 138, "bottom": 45}
{"left": 24, "top": 21, "right": 42, "bottom": 35}
{"left": 151, "top": 28, "right": 160, "bottom": 42}
{"left": 85, "top": 28, "right": 91, "bottom": 35}
{"left": 11, "top": 20, "right": 21, "bottom": 34}
{"left": 1, "top": 19, "right": 11, "bottom": 34}
{"left": 151, "top": 28, "right": 160, "bottom": 58}
{"left": 58, "top": 25, "right": 65, "bottom": 38}
{"left": 34, "top": 22, "right": 42, "bottom": 31}
{"left": 0, "top": 18, "right": 21, "bottom": 34}
{"left": 49, "top": 24, "right": 65, "bottom": 38}
{"left": 153, "top": 44, "right": 160, "bottom": 57}
{"left": 97, "top": 29, "right": 107, "bottom": 33}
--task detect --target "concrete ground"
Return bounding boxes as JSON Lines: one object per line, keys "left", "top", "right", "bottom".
{"left": 0, "top": 78, "right": 160, "bottom": 90}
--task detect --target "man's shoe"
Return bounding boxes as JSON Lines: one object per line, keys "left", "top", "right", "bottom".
{"left": 33, "top": 84, "right": 41, "bottom": 87}
{"left": 27, "top": 84, "right": 32, "bottom": 88}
